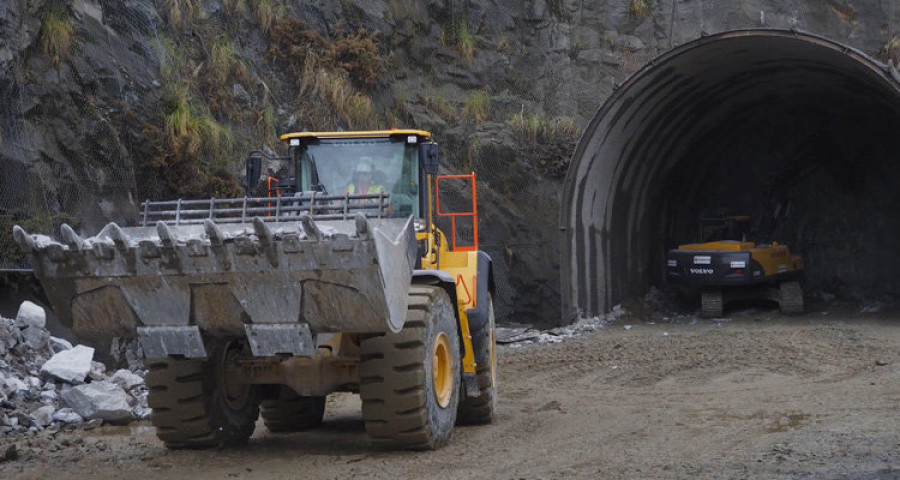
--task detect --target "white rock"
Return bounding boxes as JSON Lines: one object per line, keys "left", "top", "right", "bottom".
{"left": 61, "top": 381, "right": 133, "bottom": 423}
{"left": 5, "top": 376, "right": 28, "bottom": 395}
{"left": 41, "top": 345, "right": 95, "bottom": 384}
{"left": 52, "top": 408, "right": 84, "bottom": 425}
{"left": 15, "top": 301, "right": 46, "bottom": 329}
{"left": 111, "top": 369, "right": 144, "bottom": 390}
{"left": 133, "top": 406, "right": 152, "bottom": 420}
{"left": 31, "top": 405, "right": 55, "bottom": 427}
{"left": 22, "top": 326, "right": 50, "bottom": 350}
{"left": 49, "top": 336, "right": 73, "bottom": 353}
{"left": 89, "top": 361, "right": 107, "bottom": 380}
{"left": 40, "top": 390, "right": 59, "bottom": 403}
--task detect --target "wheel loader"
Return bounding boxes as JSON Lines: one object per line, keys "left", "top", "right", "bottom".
{"left": 666, "top": 215, "right": 804, "bottom": 318}
{"left": 13, "top": 129, "right": 496, "bottom": 450}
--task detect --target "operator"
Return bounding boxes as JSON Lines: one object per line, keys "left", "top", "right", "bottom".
{"left": 344, "top": 157, "right": 386, "bottom": 195}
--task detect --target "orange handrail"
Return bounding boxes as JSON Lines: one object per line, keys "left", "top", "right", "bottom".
{"left": 435, "top": 172, "right": 478, "bottom": 252}
{"left": 266, "top": 177, "right": 280, "bottom": 217}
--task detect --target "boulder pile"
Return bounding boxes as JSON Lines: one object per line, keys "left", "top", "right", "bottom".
{"left": 0, "top": 302, "right": 149, "bottom": 438}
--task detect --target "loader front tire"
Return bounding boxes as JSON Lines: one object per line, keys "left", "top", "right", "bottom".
{"left": 457, "top": 293, "right": 497, "bottom": 425}
{"left": 260, "top": 387, "right": 326, "bottom": 433}
{"left": 359, "top": 285, "right": 461, "bottom": 450}
{"left": 146, "top": 338, "right": 259, "bottom": 449}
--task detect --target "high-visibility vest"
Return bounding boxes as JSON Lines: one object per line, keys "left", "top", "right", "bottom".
{"left": 345, "top": 183, "right": 385, "bottom": 195}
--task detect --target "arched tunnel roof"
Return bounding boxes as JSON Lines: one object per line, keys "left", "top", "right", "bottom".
{"left": 560, "top": 29, "right": 900, "bottom": 320}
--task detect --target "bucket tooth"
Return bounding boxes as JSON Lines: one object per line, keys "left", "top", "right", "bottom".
{"left": 12, "top": 226, "right": 35, "bottom": 253}
{"left": 156, "top": 221, "right": 176, "bottom": 247}
{"left": 253, "top": 217, "right": 279, "bottom": 267}
{"left": 203, "top": 219, "right": 225, "bottom": 246}
{"left": 300, "top": 214, "right": 323, "bottom": 242}
{"left": 252, "top": 217, "right": 273, "bottom": 245}
{"left": 106, "top": 223, "right": 130, "bottom": 250}
{"left": 60, "top": 224, "right": 84, "bottom": 250}
{"left": 355, "top": 213, "right": 370, "bottom": 239}
{"left": 203, "top": 219, "right": 232, "bottom": 269}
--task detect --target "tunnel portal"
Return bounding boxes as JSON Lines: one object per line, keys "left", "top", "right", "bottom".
{"left": 561, "top": 29, "right": 900, "bottom": 319}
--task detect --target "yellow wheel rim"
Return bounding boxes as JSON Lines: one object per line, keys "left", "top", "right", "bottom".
{"left": 432, "top": 332, "right": 453, "bottom": 408}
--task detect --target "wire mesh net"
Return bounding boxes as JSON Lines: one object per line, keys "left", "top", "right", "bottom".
{"left": 2, "top": 0, "right": 898, "bottom": 323}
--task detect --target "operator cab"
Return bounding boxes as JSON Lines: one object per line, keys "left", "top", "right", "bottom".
{"left": 279, "top": 130, "right": 435, "bottom": 219}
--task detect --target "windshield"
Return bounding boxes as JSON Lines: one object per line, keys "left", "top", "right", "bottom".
{"left": 300, "top": 138, "right": 420, "bottom": 217}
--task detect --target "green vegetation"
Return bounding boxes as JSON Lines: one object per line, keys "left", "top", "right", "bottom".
{"left": 222, "top": 0, "right": 246, "bottom": 16}
{"left": 165, "top": 0, "right": 196, "bottom": 28}
{"left": 509, "top": 111, "right": 579, "bottom": 142}
{"left": 208, "top": 36, "right": 246, "bottom": 85}
{"left": 304, "top": 67, "right": 377, "bottom": 129}
{"left": 329, "top": 26, "right": 388, "bottom": 86}
{"left": 164, "top": 85, "right": 233, "bottom": 158}
{"left": 269, "top": 19, "right": 386, "bottom": 88}
{"left": 463, "top": 90, "right": 491, "bottom": 124}
{"left": 253, "top": 0, "right": 283, "bottom": 35}
{"left": 423, "top": 92, "right": 456, "bottom": 121}
{"left": 39, "top": 5, "right": 74, "bottom": 65}
{"left": 133, "top": 83, "right": 242, "bottom": 199}
{"left": 441, "top": 20, "right": 476, "bottom": 64}
{"left": 509, "top": 111, "right": 581, "bottom": 178}
{"left": 267, "top": 19, "right": 385, "bottom": 129}
{"left": 630, "top": 0, "right": 649, "bottom": 20}
{"left": 882, "top": 36, "right": 900, "bottom": 64}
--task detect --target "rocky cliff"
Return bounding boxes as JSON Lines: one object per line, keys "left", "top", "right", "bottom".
{"left": 1, "top": 0, "right": 897, "bottom": 327}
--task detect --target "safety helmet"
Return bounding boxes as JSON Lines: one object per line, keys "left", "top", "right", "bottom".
{"left": 355, "top": 157, "right": 374, "bottom": 173}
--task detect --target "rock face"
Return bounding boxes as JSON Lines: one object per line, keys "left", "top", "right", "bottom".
{"left": 41, "top": 345, "right": 94, "bottom": 384}
{"left": 1, "top": 1, "right": 897, "bottom": 326}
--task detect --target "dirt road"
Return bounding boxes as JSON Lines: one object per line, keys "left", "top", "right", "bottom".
{"left": 2, "top": 305, "right": 898, "bottom": 479}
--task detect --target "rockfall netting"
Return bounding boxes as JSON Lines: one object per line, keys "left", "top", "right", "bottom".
{"left": 2, "top": 0, "right": 899, "bottom": 325}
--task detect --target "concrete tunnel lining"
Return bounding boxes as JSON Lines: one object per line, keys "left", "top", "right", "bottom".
{"left": 561, "top": 29, "right": 900, "bottom": 320}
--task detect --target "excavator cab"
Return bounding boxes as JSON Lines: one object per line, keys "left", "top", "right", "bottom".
{"left": 700, "top": 214, "right": 751, "bottom": 242}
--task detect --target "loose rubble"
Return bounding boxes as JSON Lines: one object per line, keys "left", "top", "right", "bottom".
{"left": 498, "top": 304, "right": 629, "bottom": 348}
{"left": 0, "top": 302, "right": 149, "bottom": 438}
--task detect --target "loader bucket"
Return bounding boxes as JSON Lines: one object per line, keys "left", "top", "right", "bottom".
{"left": 13, "top": 212, "right": 417, "bottom": 358}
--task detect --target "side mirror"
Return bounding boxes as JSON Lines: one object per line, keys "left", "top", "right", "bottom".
{"left": 245, "top": 152, "right": 262, "bottom": 195}
{"left": 419, "top": 143, "right": 439, "bottom": 175}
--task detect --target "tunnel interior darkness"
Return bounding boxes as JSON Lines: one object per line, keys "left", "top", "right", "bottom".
{"left": 561, "top": 30, "right": 900, "bottom": 319}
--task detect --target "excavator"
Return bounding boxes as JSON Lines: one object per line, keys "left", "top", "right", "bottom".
{"left": 13, "top": 130, "right": 496, "bottom": 450}
{"left": 666, "top": 214, "right": 804, "bottom": 318}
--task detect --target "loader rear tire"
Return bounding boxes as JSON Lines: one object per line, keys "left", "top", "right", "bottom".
{"left": 457, "top": 293, "right": 497, "bottom": 425}
{"left": 359, "top": 285, "right": 460, "bottom": 450}
{"left": 146, "top": 338, "right": 259, "bottom": 449}
{"left": 780, "top": 280, "right": 804, "bottom": 315}
{"left": 260, "top": 387, "right": 326, "bottom": 433}
{"left": 701, "top": 288, "right": 724, "bottom": 318}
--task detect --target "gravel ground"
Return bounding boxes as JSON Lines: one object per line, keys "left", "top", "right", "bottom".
{"left": 1, "top": 303, "right": 898, "bottom": 479}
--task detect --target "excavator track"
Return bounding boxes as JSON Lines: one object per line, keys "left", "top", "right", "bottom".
{"left": 701, "top": 288, "right": 724, "bottom": 318}
{"left": 779, "top": 280, "right": 804, "bottom": 314}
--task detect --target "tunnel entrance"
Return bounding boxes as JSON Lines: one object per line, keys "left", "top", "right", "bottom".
{"left": 561, "top": 29, "right": 900, "bottom": 320}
